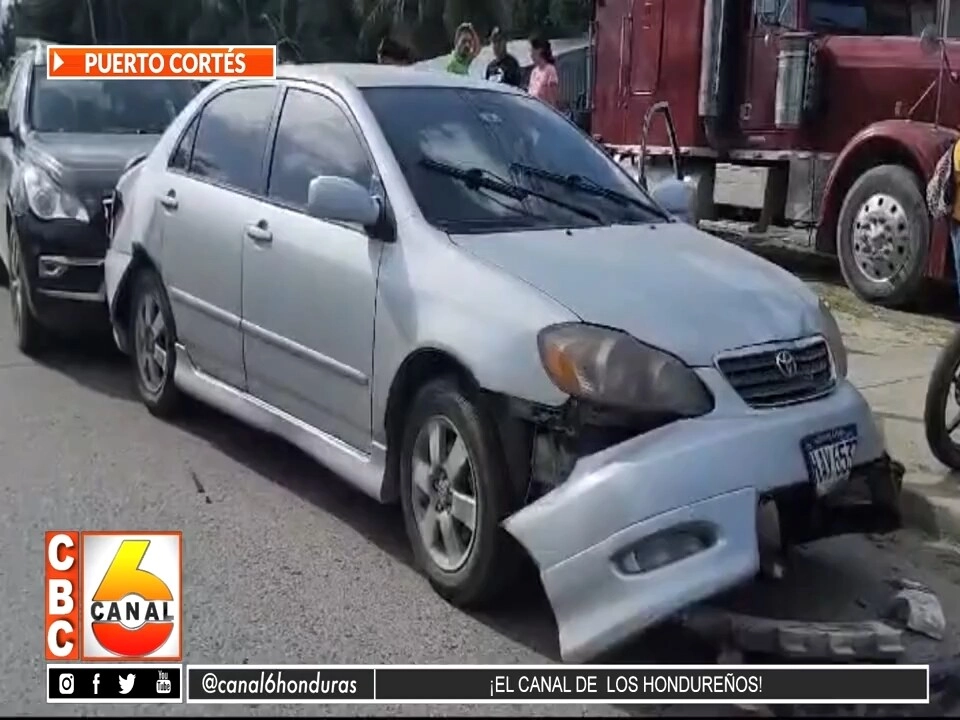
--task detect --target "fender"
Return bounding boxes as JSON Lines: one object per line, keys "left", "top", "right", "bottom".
{"left": 818, "top": 119, "right": 959, "bottom": 278}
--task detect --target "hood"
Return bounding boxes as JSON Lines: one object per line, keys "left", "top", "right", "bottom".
{"left": 451, "top": 223, "right": 823, "bottom": 366}
{"left": 26, "top": 131, "right": 161, "bottom": 194}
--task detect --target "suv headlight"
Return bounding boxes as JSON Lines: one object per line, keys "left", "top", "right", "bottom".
{"left": 537, "top": 323, "right": 713, "bottom": 416}
{"left": 23, "top": 165, "right": 89, "bottom": 222}
{"left": 818, "top": 298, "right": 847, "bottom": 378}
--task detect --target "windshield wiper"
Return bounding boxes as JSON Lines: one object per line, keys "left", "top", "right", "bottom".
{"left": 419, "top": 156, "right": 602, "bottom": 224}
{"left": 510, "top": 162, "right": 668, "bottom": 220}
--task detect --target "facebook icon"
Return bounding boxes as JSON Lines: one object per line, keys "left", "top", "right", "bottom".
{"left": 92, "top": 673, "right": 100, "bottom": 695}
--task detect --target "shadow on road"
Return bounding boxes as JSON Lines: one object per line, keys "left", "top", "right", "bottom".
{"left": 746, "top": 244, "right": 960, "bottom": 323}
{"left": 34, "top": 332, "right": 136, "bottom": 402}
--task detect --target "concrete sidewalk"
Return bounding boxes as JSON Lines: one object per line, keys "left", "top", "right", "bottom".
{"left": 813, "top": 281, "right": 960, "bottom": 538}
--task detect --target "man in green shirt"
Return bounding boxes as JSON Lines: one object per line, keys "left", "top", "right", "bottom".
{"left": 446, "top": 23, "right": 480, "bottom": 75}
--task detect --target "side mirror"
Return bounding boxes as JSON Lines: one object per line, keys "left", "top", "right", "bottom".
{"left": 0, "top": 108, "right": 12, "bottom": 138}
{"left": 921, "top": 24, "right": 942, "bottom": 55}
{"left": 651, "top": 178, "right": 695, "bottom": 224}
{"left": 306, "top": 176, "right": 382, "bottom": 228}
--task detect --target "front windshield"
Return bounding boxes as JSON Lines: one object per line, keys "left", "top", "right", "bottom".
{"left": 362, "top": 86, "right": 665, "bottom": 233}
{"left": 806, "top": 0, "right": 934, "bottom": 35}
{"left": 28, "top": 68, "right": 198, "bottom": 134}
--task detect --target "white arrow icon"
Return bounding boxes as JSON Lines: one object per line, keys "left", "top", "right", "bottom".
{"left": 52, "top": 51, "right": 63, "bottom": 71}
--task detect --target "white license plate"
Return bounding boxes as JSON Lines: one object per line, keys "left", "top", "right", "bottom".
{"left": 801, "top": 424, "right": 858, "bottom": 496}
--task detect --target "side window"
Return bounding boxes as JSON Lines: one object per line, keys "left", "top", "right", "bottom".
{"left": 755, "top": 0, "right": 797, "bottom": 28}
{"left": 267, "top": 88, "right": 374, "bottom": 211}
{"left": 169, "top": 115, "right": 199, "bottom": 171}
{"left": 189, "top": 85, "right": 278, "bottom": 194}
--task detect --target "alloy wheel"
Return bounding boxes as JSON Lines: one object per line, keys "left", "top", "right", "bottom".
{"left": 410, "top": 416, "right": 479, "bottom": 572}
{"left": 8, "top": 235, "right": 23, "bottom": 333}
{"left": 134, "top": 289, "right": 169, "bottom": 394}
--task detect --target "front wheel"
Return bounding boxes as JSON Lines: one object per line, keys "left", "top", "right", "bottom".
{"left": 924, "top": 329, "right": 960, "bottom": 470}
{"left": 129, "top": 268, "right": 181, "bottom": 417}
{"left": 836, "top": 164, "right": 929, "bottom": 309}
{"left": 8, "top": 225, "right": 48, "bottom": 355}
{"left": 399, "top": 378, "right": 521, "bottom": 608}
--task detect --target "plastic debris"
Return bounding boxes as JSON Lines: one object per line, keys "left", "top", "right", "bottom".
{"left": 885, "top": 580, "right": 946, "bottom": 641}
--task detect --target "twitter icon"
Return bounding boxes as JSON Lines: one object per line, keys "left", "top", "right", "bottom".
{"left": 118, "top": 673, "right": 136, "bottom": 695}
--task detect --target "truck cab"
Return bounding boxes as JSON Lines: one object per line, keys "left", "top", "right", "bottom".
{"left": 592, "top": 0, "right": 960, "bottom": 308}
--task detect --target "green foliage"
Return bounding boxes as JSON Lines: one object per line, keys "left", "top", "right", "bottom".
{"left": 13, "top": 0, "right": 592, "bottom": 63}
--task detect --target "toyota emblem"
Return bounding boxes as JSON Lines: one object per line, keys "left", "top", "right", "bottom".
{"left": 775, "top": 350, "right": 797, "bottom": 378}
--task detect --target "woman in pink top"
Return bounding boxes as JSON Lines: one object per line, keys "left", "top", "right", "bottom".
{"left": 527, "top": 35, "right": 559, "bottom": 108}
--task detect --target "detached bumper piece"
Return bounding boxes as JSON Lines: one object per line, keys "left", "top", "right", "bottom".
{"left": 681, "top": 606, "right": 905, "bottom": 661}
{"left": 773, "top": 454, "right": 904, "bottom": 546}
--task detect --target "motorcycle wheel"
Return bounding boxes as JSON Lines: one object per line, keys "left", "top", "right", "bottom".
{"left": 924, "top": 327, "right": 960, "bottom": 470}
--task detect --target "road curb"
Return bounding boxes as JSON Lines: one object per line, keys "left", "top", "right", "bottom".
{"left": 900, "top": 483, "right": 960, "bottom": 539}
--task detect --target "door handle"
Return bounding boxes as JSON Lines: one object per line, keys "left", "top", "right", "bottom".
{"left": 159, "top": 191, "right": 178, "bottom": 210}
{"left": 245, "top": 222, "right": 272, "bottom": 243}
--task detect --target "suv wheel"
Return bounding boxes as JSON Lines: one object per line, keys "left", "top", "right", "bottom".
{"left": 8, "top": 226, "right": 47, "bottom": 355}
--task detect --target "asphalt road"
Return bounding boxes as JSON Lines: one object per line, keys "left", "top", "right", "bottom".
{"left": 1, "top": 281, "right": 959, "bottom": 717}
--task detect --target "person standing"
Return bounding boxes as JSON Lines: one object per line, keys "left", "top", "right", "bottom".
{"left": 446, "top": 22, "right": 480, "bottom": 75}
{"left": 485, "top": 27, "right": 521, "bottom": 87}
{"left": 528, "top": 35, "right": 560, "bottom": 108}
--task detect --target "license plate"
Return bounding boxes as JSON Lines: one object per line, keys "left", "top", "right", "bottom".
{"left": 801, "top": 424, "right": 858, "bottom": 496}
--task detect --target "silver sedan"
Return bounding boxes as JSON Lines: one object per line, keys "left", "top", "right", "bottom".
{"left": 104, "top": 64, "right": 903, "bottom": 663}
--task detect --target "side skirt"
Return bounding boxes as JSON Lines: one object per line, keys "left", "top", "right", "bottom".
{"left": 172, "top": 343, "right": 389, "bottom": 503}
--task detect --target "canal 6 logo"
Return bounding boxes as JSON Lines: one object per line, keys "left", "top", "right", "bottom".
{"left": 82, "top": 532, "right": 182, "bottom": 660}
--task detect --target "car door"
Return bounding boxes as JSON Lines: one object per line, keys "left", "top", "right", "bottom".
{"left": 0, "top": 56, "right": 30, "bottom": 269}
{"left": 158, "top": 83, "right": 280, "bottom": 389}
{"left": 241, "top": 84, "right": 383, "bottom": 451}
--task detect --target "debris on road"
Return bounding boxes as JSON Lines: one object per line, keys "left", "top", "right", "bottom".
{"left": 682, "top": 606, "right": 905, "bottom": 659}
{"left": 885, "top": 578, "right": 946, "bottom": 641}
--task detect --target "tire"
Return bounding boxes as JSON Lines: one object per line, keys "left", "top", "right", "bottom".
{"left": 129, "top": 267, "right": 181, "bottom": 417}
{"left": 399, "top": 377, "right": 521, "bottom": 608}
{"left": 8, "top": 224, "right": 48, "bottom": 356}
{"left": 924, "top": 328, "right": 960, "bottom": 470}
{"left": 836, "top": 164, "right": 929, "bottom": 309}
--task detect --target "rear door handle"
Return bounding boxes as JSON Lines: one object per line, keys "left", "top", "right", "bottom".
{"left": 160, "top": 191, "right": 178, "bottom": 210}
{"left": 245, "top": 222, "right": 272, "bottom": 243}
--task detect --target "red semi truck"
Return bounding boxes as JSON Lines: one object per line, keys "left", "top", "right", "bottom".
{"left": 587, "top": 0, "right": 960, "bottom": 308}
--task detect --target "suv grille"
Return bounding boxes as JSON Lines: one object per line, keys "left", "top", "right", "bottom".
{"left": 716, "top": 337, "right": 835, "bottom": 408}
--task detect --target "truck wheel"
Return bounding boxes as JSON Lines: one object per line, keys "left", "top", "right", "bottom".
{"left": 399, "top": 377, "right": 521, "bottom": 608}
{"left": 836, "top": 164, "right": 929, "bottom": 309}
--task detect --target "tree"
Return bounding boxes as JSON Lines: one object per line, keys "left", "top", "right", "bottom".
{"left": 13, "top": 0, "right": 592, "bottom": 62}
{"left": 0, "top": 4, "right": 17, "bottom": 71}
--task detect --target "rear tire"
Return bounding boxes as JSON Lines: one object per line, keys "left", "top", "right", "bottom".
{"left": 399, "top": 377, "right": 521, "bottom": 608}
{"left": 924, "top": 329, "right": 960, "bottom": 470}
{"left": 836, "top": 164, "right": 929, "bottom": 309}
{"left": 129, "top": 268, "right": 181, "bottom": 418}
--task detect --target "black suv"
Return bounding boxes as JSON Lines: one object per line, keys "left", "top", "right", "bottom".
{"left": 0, "top": 46, "right": 198, "bottom": 354}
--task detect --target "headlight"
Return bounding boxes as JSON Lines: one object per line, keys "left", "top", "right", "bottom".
{"left": 818, "top": 298, "right": 847, "bottom": 378}
{"left": 22, "top": 165, "right": 89, "bottom": 222}
{"left": 537, "top": 323, "right": 713, "bottom": 416}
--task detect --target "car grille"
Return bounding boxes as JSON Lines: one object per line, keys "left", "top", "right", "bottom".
{"left": 715, "top": 337, "right": 835, "bottom": 408}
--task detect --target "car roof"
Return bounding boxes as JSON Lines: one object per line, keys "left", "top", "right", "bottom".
{"left": 276, "top": 62, "right": 521, "bottom": 96}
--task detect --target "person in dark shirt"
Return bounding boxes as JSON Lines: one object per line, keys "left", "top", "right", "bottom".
{"left": 485, "top": 27, "right": 521, "bottom": 87}
{"left": 378, "top": 36, "right": 414, "bottom": 65}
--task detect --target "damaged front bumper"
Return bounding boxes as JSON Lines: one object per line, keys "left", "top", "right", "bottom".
{"left": 502, "top": 378, "right": 903, "bottom": 663}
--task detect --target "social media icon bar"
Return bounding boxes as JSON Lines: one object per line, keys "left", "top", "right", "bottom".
{"left": 47, "top": 665, "right": 182, "bottom": 703}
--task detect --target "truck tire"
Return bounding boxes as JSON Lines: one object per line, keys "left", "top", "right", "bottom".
{"left": 836, "top": 164, "right": 929, "bottom": 309}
